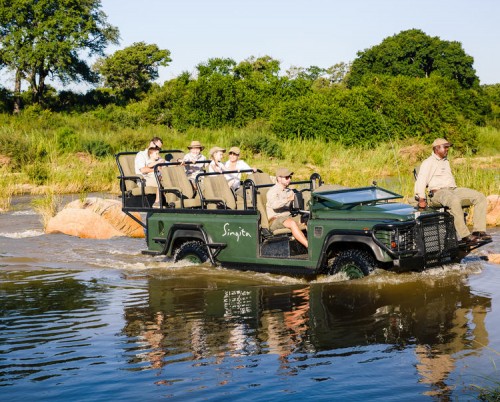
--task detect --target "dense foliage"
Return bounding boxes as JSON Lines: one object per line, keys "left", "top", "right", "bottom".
{"left": 1, "top": 22, "right": 499, "bottom": 151}
{"left": 0, "top": 0, "right": 118, "bottom": 111}
{"left": 348, "top": 29, "right": 479, "bottom": 89}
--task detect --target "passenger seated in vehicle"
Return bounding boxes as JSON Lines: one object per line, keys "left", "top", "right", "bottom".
{"left": 134, "top": 137, "right": 163, "bottom": 176}
{"left": 135, "top": 137, "right": 164, "bottom": 208}
{"left": 224, "top": 146, "right": 257, "bottom": 191}
{"left": 208, "top": 147, "right": 226, "bottom": 173}
{"left": 414, "top": 138, "right": 491, "bottom": 245}
{"left": 141, "top": 147, "right": 164, "bottom": 186}
{"left": 266, "top": 167, "right": 308, "bottom": 248}
{"left": 180, "top": 140, "right": 207, "bottom": 182}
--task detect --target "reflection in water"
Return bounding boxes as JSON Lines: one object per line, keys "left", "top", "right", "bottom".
{"left": 122, "top": 272, "right": 490, "bottom": 398}
{"left": 0, "top": 270, "right": 109, "bottom": 383}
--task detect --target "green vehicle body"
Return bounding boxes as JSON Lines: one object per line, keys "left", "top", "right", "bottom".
{"left": 116, "top": 151, "right": 489, "bottom": 279}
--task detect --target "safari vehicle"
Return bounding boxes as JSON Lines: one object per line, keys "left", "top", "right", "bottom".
{"left": 116, "top": 151, "right": 491, "bottom": 279}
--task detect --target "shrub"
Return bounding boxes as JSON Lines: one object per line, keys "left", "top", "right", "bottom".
{"left": 56, "top": 127, "right": 78, "bottom": 152}
{"left": 24, "top": 162, "right": 50, "bottom": 185}
{"left": 82, "top": 139, "right": 113, "bottom": 158}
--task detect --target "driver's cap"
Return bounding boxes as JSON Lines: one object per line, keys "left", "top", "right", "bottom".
{"left": 276, "top": 167, "right": 293, "bottom": 177}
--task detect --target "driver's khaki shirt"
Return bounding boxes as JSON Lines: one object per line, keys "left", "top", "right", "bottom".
{"left": 415, "top": 152, "right": 457, "bottom": 199}
{"left": 266, "top": 183, "right": 292, "bottom": 220}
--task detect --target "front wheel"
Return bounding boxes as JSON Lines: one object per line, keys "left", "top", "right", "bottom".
{"left": 173, "top": 241, "right": 209, "bottom": 264}
{"left": 325, "top": 249, "right": 375, "bottom": 279}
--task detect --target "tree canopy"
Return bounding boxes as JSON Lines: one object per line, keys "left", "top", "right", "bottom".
{"left": 348, "top": 29, "right": 479, "bottom": 89}
{"left": 0, "top": 0, "right": 119, "bottom": 110}
{"left": 94, "top": 42, "right": 171, "bottom": 100}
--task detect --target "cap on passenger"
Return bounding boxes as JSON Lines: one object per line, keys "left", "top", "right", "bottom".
{"left": 276, "top": 167, "right": 293, "bottom": 177}
{"left": 228, "top": 146, "right": 241, "bottom": 155}
{"left": 432, "top": 138, "right": 452, "bottom": 147}
{"left": 209, "top": 146, "right": 226, "bottom": 157}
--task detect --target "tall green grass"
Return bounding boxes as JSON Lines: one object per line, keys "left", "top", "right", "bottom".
{"left": 0, "top": 112, "right": 498, "bottom": 211}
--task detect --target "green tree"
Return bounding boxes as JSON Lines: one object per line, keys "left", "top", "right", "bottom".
{"left": 94, "top": 42, "right": 171, "bottom": 101}
{"left": 348, "top": 29, "right": 479, "bottom": 89}
{"left": 196, "top": 57, "right": 236, "bottom": 77}
{"left": 234, "top": 55, "right": 281, "bottom": 81}
{"left": 0, "top": 0, "right": 119, "bottom": 112}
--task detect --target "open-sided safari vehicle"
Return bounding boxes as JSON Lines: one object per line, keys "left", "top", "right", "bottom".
{"left": 116, "top": 151, "right": 491, "bottom": 279}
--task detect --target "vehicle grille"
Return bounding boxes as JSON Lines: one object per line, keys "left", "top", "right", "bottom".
{"left": 373, "top": 213, "right": 459, "bottom": 267}
{"left": 418, "top": 214, "right": 459, "bottom": 266}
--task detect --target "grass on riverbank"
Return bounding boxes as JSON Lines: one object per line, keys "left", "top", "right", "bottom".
{"left": 0, "top": 112, "right": 498, "bottom": 212}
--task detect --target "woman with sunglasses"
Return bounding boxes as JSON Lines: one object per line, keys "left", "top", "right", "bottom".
{"left": 224, "top": 146, "right": 256, "bottom": 190}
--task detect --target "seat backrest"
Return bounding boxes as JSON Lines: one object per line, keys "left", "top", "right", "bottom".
{"left": 202, "top": 174, "right": 237, "bottom": 209}
{"left": 162, "top": 150, "right": 185, "bottom": 163}
{"left": 252, "top": 172, "right": 273, "bottom": 186}
{"left": 255, "top": 187, "right": 271, "bottom": 229}
{"left": 162, "top": 165, "right": 196, "bottom": 199}
{"left": 117, "top": 153, "right": 140, "bottom": 191}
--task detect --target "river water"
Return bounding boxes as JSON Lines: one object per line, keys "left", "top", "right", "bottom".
{"left": 1, "top": 195, "right": 499, "bottom": 401}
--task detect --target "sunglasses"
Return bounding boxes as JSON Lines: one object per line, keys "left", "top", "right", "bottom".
{"left": 229, "top": 152, "right": 239, "bottom": 156}
{"left": 280, "top": 175, "right": 292, "bottom": 180}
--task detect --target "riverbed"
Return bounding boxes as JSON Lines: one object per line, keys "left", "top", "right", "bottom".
{"left": 1, "top": 196, "right": 499, "bottom": 401}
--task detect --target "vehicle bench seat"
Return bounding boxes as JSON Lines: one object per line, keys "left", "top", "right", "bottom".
{"left": 159, "top": 165, "right": 201, "bottom": 208}
{"left": 116, "top": 152, "right": 157, "bottom": 207}
{"left": 201, "top": 174, "right": 245, "bottom": 210}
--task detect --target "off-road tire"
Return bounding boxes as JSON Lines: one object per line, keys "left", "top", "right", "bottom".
{"left": 173, "top": 241, "right": 209, "bottom": 264}
{"left": 326, "top": 249, "right": 375, "bottom": 279}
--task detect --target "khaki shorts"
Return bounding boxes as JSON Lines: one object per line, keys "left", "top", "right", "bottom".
{"left": 269, "top": 214, "right": 302, "bottom": 231}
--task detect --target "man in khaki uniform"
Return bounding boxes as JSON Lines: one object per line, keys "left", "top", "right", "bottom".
{"left": 414, "top": 138, "right": 491, "bottom": 244}
{"left": 266, "top": 168, "right": 308, "bottom": 248}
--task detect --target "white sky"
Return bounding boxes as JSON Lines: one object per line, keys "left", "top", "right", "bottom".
{"left": 99, "top": 0, "right": 500, "bottom": 85}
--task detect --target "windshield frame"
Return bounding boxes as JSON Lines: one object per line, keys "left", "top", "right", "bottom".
{"left": 313, "top": 186, "right": 403, "bottom": 208}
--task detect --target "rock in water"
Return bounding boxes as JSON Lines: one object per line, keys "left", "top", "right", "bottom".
{"left": 46, "top": 197, "right": 144, "bottom": 239}
{"left": 486, "top": 195, "right": 500, "bottom": 227}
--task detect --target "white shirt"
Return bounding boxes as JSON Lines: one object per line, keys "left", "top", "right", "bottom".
{"left": 134, "top": 149, "right": 148, "bottom": 175}
{"left": 224, "top": 159, "right": 252, "bottom": 189}
{"left": 415, "top": 152, "right": 457, "bottom": 199}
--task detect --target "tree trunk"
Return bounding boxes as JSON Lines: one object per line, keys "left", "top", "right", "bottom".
{"left": 29, "top": 70, "right": 38, "bottom": 103}
{"left": 38, "top": 72, "right": 46, "bottom": 104}
{"left": 13, "top": 69, "right": 22, "bottom": 114}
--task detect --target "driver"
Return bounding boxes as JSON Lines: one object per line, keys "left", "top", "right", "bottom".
{"left": 266, "top": 168, "right": 308, "bottom": 248}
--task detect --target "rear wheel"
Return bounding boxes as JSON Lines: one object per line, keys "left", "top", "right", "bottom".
{"left": 326, "top": 249, "right": 375, "bottom": 279}
{"left": 173, "top": 241, "right": 209, "bottom": 264}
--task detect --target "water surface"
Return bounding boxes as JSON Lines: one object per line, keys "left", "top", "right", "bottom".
{"left": 1, "top": 196, "right": 499, "bottom": 401}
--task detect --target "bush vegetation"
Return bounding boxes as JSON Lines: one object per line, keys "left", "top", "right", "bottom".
{"left": 1, "top": 29, "right": 499, "bottom": 212}
{"left": 0, "top": 111, "right": 498, "bottom": 212}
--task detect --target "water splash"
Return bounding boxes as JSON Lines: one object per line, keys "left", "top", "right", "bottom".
{"left": 12, "top": 210, "right": 38, "bottom": 216}
{"left": 0, "top": 229, "right": 44, "bottom": 238}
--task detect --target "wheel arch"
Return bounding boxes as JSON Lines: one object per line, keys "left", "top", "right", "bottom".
{"left": 160, "top": 223, "right": 215, "bottom": 264}
{"left": 316, "top": 231, "right": 388, "bottom": 271}
{"left": 170, "top": 229, "right": 207, "bottom": 254}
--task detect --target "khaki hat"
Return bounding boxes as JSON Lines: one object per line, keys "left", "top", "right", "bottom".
{"left": 187, "top": 140, "right": 204, "bottom": 150}
{"left": 229, "top": 146, "right": 241, "bottom": 155}
{"left": 209, "top": 146, "right": 226, "bottom": 157}
{"left": 276, "top": 167, "right": 293, "bottom": 177}
{"left": 432, "top": 138, "right": 452, "bottom": 147}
